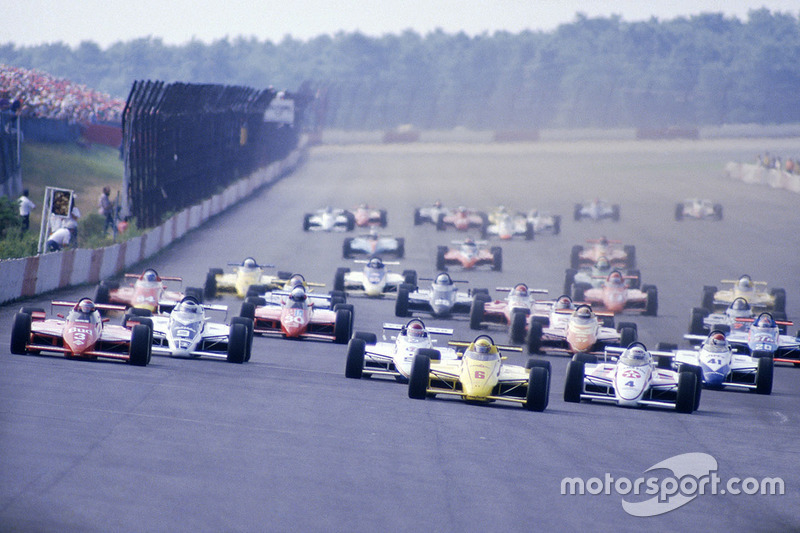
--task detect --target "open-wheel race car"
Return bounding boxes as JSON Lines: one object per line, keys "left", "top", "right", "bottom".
{"left": 343, "top": 228, "right": 405, "bottom": 258}
{"left": 394, "top": 272, "right": 482, "bottom": 319}
{"left": 436, "top": 206, "right": 488, "bottom": 233}
{"left": 239, "top": 286, "right": 353, "bottom": 344}
{"left": 484, "top": 208, "right": 534, "bottom": 240}
{"left": 407, "top": 335, "right": 552, "bottom": 412}
{"left": 675, "top": 198, "right": 723, "bottom": 221}
{"left": 302, "top": 206, "right": 355, "bottom": 232}
{"left": 701, "top": 274, "right": 786, "bottom": 314}
{"left": 436, "top": 239, "right": 501, "bottom": 271}
{"left": 345, "top": 319, "right": 458, "bottom": 381}
{"left": 469, "top": 283, "right": 549, "bottom": 332}
{"left": 564, "top": 255, "right": 641, "bottom": 294}
{"left": 203, "top": 258, "right": 284, "bottom": 299}
{"left": 334, "top": 256, "right": 417, "bottom": 297}
{"left": 570, "top": 237, "right": 635, "bottom": 269}
{"left": 571, "top": 270, "right": 658, "bottom": 316}
{"left": 413, "top": 200, "right": 452, "bottom": 226}
{"left": 350, "top": 203, "right": 388, "bottom": 227}
{"left": 525, "top": 209, "right": 561, "bottom": 235}
{"left": 94, "top": 268, "right": 203, "bottom": 313}
{"left": 11, "top": 299, "right": 152, "bottom": 366}
{"left": 563, "top": 343, "right": 700, "bottom": 413}
{"left": 142, "top": 297, "right": 254, "bottom": 364}
{"left": 573, "top": 199, "right": 620, "bottom": 222}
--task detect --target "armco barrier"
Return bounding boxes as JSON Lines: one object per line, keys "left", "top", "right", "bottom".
{"left": 0, "top": 143, "right": 305, "bottom": 305}
{"left": 725, "top": 162, "right": 800, "bottom": 194}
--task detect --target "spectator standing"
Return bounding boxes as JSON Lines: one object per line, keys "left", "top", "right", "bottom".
{"left": 17, "top": 189, "right": 35, "bottom": 231}
{"left": 98, "top": 186, "right": 114, "bottom": 234}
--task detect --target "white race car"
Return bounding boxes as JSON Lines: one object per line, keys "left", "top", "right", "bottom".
{"left": 484, "top": 210, "right": 534, "bottom": 240}
{"left": 303, "top": 207, "right": 355, "bottom": 232}
{"left": 573, "top": 199, "right": 620, "bottom": 222}
{"left": 564, "top": 343, "right": 700, "bottom": 413}
{"left": 334, "top": 257, "right": 417, "bottom": 297}
{"left": 526, "top": 209, "right": 561, "bottom": 235}
{"left": 146, "top": 297, "right": 254, "bottom": 363}
{"left": 345, "top": 319, "right": 457, "bottom": 380}
{"left": 413, "top": 201, "right": 452, "bottom": 226}
{"left": 675, "top": 198, "right": 723, "bottom": 221}
{"left": 343, "top": 229, "right": 405, "bottom": 258}
{"left": 395, "top": 272, "right": 483, "bottom": 318}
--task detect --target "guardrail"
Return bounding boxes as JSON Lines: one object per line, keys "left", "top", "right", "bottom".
{"left": 724, "top": 162, "right": 800, "bottom": 194}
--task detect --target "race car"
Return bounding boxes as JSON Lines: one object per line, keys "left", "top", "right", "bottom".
{"left": 484, "top": 209, "right": 534, "bottom": 240}
{"left": 203, "top": 258, "right": 286, "bottom": 299}
{"left": 243, "top": 272, "right": 328, "bottom": 301}
{"left": 675, "top": 198, "right": 723, "bottom": 221}
{"left": 334, "top": 256, "right": 417, "bottom": 297}
{"left": 350, "top": 203, "right": 388, "bottom": 227}
{"left": 345, "top": 319, "right": 458, "bottom": 380}
{"left": 667, "top": 330, "right": 773, "bottom": 394}
{"left": 413, "top": 200, "right": 452, "bottom": 226}
{"left": 94, "top": 269, "right": 203, "bottom": 313}
{"left": 10, "top": 298, "right": 151, "bottom": 366}
{"left": 395, "top": 272, "right": 483, "bottom": 318}
{"left": 302, "top": 206, "right": 355, "bottom": 232}
{"left": 686, "top": 312, "right": 799, "bottom": 366}
{"left": 564, "top": 256, "right": 641, "bottom": 294}
{"left": 469, "top": 283, "right": 549, "bottom": 333}
{"left": 570, "top": 237, "right": 636, "bottom": 269}
{"left": 436, "top": 206, "right": 488, "bottom": 233}
{"left": 525, "top": 302, "right": 638, "bottom": 356}
{"left": 563, "top": 343, "right": 699, "bottom": 413}
{"left": 343, "top": 229, "right": 405, "bottom": 258}
{"left": 239, "top": 286, "right": 353, "bottom": 344}
{"left": 573, "top": 199, "right": 620, "bottom": 222}
{"left": 407, "top": 335, "right": 551, "bottom": 412}
{"left": 436, "top": 239, "right": 502, "bottom": 271}
{"left": 689, "top": 297, "right": 790, "bottom": 335}
{"left": 525, "top": 209, "right": 561, "bottom": 235}
{"left": 143, "top": 297, "right": 253, "bottom": 364}
{"left": 701, "top": 274, "right": 786, "bottom": 314}
{"left": 571, "top": 270, "right": 658, "bottom": 316}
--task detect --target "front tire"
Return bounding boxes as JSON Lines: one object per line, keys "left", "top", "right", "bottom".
{"left": 510, "top": 310, "right": 528, "bottom": 345}
{"left": 526, "top": 321, "right": 543, "bottom": 354}
{"left": 334, "top": 308, "right": 353, "bottom": 344}
{"left": 408, "top": 352, "right": 431, "bottom": 399}
{"left": 675, "top": 371, "right": 697, "bottom": 413}
{"left": 395, "top": 284, "right": 411, "bottom": 317}
{"left": 345, "top": 338, "right": 366, "bottom": 379}
{"left": 564, "top": 360, "right": 585, "bottom": 403}
{"left": 525, "top": 366, "right": 550, "bottom": 412}
{"left": 469, "top": 294, "right": 488, "bottom": 330}
{"left": 226, "top": 323, "right": 247, "bottom": 364}
{"left": 11, "top": 312, "right": 31, "bottom": 355}
{"left": 755, "top": 356, "right": 773, "bottom": 395}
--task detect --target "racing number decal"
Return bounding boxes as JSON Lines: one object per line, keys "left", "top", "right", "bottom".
{"left": 69, "top": 327, "right": 91, "bottom": 346}
{"left": 474, "top": 370, "right": 486, "bottom": 379}
{"left": 621, "top": 369, "right": 641, "bottom": 379}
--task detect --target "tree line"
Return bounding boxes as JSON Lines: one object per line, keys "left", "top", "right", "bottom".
{"left": 1, "top": 9, "right": 798, "bottom": 130}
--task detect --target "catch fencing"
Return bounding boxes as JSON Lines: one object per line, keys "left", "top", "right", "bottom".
{"left": 123, "top": 81, "right": 305, "bottom": 229}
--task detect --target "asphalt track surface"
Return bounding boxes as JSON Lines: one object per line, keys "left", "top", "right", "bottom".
{"left": 1, "top": 139, "right": 799, "bottom": 532}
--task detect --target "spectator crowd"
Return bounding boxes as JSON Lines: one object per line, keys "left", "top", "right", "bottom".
{"left": 757, "top": 152, "right": 799, "bottom": 175}
{"left": 0, "top": 64, "right": 124, "bottom": 124}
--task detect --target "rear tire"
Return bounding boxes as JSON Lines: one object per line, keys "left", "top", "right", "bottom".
{"left": 94, "top": 283, "right": 110, "bottom": 304}
{"left": 226, "top": 323, "right": 247, "bottom": 364}
{"left": 436, "top": 246, "right": 447, "bottom": 271}
{"left": 334, "top": 268, "right": 349, "bottom": 292}
{"left": 526, "top": 321, "right": 543, "bottom": 354}
{"left": 563, "top": 269, "right": 576, "bottom": 295}
{"left": 755, "top": 356, "right": 773, "bottom": 395}
{"left": 701, "top": 285, "right": 717, "bottom": 311}
{"left": 395, "top": 285, "right": 411, "bottom": 317}
{"left": 491, "top": 247, "right": 502, "bottom": 271}
{"left": 395, "top": 238, "right": 405, "bottom": 258}
{"left": 689, "top": 307, "right": 709, "bottom": 335}
{"left": 11, "top": 312, "right": 31, "bottom": 355}
{"left": 402, "top": 269, "right": 417, "bottom": 287}
{"left": 525, "top": 366, "right": 550, "bottom": 411}
{"left": 564, "top": 360, "right": 585, "bottom": 403}
{"left": 334, "top": 309, "right": 353, "bottom": 344}
{"left": 675, "top": 371, "right": 697, "bottom": 413}
{"left": 345, "top": 338, "right": 366, "bottom": 379}
{"left": 352, "top": 331, "right": 377, "bottom": 345}
{"left": 570, "top": 245, "right": 583, "bottom": 269}
{"left": 240, "top": 302, "right": 256, "bottom": 320}
{"left": 231, "top": 317, "right": 254, "bottom": 362}
{"left": 552, "top": 215, "right": 561, "bottom": 235}
{"left": 623, "top": 245, "right": 636, "bottom": 268}
{"left": 619, "top": 326, "right": 637, "bottom": 347}
{"left": 204, "top": 272, "right": 217, "bottom": 299}
{"left": 128, "top": 324, "right": 151, "bottom": 366}
{"left": 644, "top": 286, "right": 658, "bottom": 316}
{"left": 408, "top": 352, "right": 431, "bottom": 399}
{"left": 469, "top": 295, "right": 488, "bottom": 330}
{"left": 510, "top": 310, "right": 528, "bottom": 345}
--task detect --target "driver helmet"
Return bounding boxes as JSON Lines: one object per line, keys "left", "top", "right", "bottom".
{"left": 176, "top": 298, "right": 201, "bottom": 314}
{"left": 705, "top": 332, "right": 729, "bottom": 353}
{"left": 608, "top": 271, "right": 624, "bottom": 285}
{"left": 143, "top": 270, "right": 158, "bottom": 282}
{"left": 595, "top": 256, "right": 610, "bottom": 271}
{"left": 367, "top": 257, "right": 384, "bottom": 269}
{"left": 287, "top": 274, "right": 305, "bottom": 289}
{"left": 290, "top": 287, "right": 307, "bottom": 302}
{"left": 464, "top": 237, "right": 475, "bottom": 246}
{"left": 497, "top": 205, "right": 507, "bottom": 213}
{"left": 512, "top": 284, "right": 529, "bottom": 298}
{"left": 572, "top": 305, "right": 594, "bottom": 324}
{"left": 358, "top": 202, "right": 367, "bottom": 209}
{"left": 600, "top": 236, "right": 609, "bottom": 246}
{"left": 434, "top": 200, "right": 442, "bottom": 208}
{"left": 755, "top": 313, "right": 775, "bottom": 328}
{"left": 77, "top": 299, "right": 96, "bottom": 314}
{"left": 620, "top": 344, "right": 651, "bottom": 366}
{"left": 435, "top": 273, "right": 452, "bottom": 285}
{"left": 726, "top": 298, "right": 752, "bottom": 319}
{"left": 737, "top": 275, "right": 753, "bottom": 290}
{"left": 555, "top": 295, "right": 573, "bottom": 310}
{"left": 474, "top": 338, "right": 492, "bottom": 354}
{"left": 406, "top": 321, "right": 426, "bottom": 339}
{"left": 242, "top": 258, "right": 257, "bottom": 269}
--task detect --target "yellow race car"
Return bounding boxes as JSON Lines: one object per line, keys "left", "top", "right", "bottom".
{"left": 407, "top": 335, "right": 551, "bottom": 411}
{"left": 701, "top": 274, "right": 786, "bottom": 315}
{"left": 204, "top": 258, "right": 324, "bottom": 299}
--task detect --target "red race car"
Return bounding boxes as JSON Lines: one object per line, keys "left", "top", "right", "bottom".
{"left": 95, "top": 268, "right": 203, "bottom": 313}
{"left": 469, "top": 283, "right": 549, "bottom": 332}
{"left": 570, "top": 237, "right": 636, "bottom": 269}
{"left": 572, "top": 270, "right": 658, "bottom": 316}
{"left": 239, "top": 287, "right": 353, "bottom": 344}
{"left": 436, "top": 239, "right": 502, "bottom": 271}
{"left": 10, "top": 298, "right": 152, "bottom": 365}
{"left": 436, "top": 206, "right": 488, "bottom": 232}
{"left": 350, "top": 203, "right": 388, "bottom": 227}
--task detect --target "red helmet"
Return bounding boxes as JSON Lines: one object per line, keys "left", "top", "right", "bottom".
{"left": 407, "top": 321, "right": 426, "bottom": 339}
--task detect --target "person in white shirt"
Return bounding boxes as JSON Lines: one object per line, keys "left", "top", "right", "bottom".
{"left": 18, "top": 189, "right": 35, "bottom": 231}
{"left": 46, "top": 221, "right": 77, "bottom": 252}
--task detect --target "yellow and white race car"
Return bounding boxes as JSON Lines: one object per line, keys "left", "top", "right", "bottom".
{"left": 407, "top": 335, "right": 551, "bottom": 411}
{"left": 204, "top": 258, "right": 324, "bottom": 299}
{"left": 701, "top": 274, "right": 786, "bottom": 314}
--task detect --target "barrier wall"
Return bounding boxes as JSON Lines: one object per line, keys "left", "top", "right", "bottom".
{"left": 724, "top": 162, "right": 800, "bottom": 194}
{"left": 0, "top": 142, "right": 305, "bottom": 305}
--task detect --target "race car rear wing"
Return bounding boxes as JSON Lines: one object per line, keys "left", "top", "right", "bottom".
{"left": 51, "top": 300, "right": 127, "bottom": 312}
{"left": 720, "top": 279, "right": 768, "bottom": 285}
{"left": 354, "top": 259, "right": 400, "bottom": 265}
{"left": 418, "top": 277, "right": 468, "bottom": 283}
{"left": 382, "top": 323, "right": 453, "bottom": 336}
{"left": 124, "top": 273, "right": 182, "bottom": 282}
{"left": 495, "top": 287, "right": 548, "bottom": 294}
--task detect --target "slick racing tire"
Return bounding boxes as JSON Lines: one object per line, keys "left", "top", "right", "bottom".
{"left": 552, "top": 215, "right": 561, "bottom": 235}
{"left": 11, "top": 312, "right": 31, "bottom": 355}
{"left": 572, "top": 353, "right": 598, "bottom": 364}
{"left": 754, "top": 356, "right": 773, "bottom": 395}
{"left": 239, "top": 302, "right": 256, "bottom": 320}
{"left": 231, "top": 317, "right": 254, "bottom": 362}
{"left": 185, "top": 287, "right": 204, "bottom": 303}
{"left": 303, "top": 214, "right": 312, "bottom": 231}
{"left": 413, "top": 208, "right": 422, "bottom": 226}
{"left": 408, "top": 352, "right": 431, "bottom": 400}
{"left": 644, "top": 286, "right": 658, "bottom": 316}
{"left": 563, "top": 269, "right": 577, "bottom": 295}
{"left": 681, "top": 364, "right": 703, "bottom": 411}
{"left": 402, "top": 269, "right": 417, "bottom": 287}
{"left": 94, "top": 283, "right": 110, "bottom": 305}
{"left": 128, "top": 324, "right": 151, "bottom": 367}
{"left": 570, "top": 245, "right": 583, "bottom": 269}
{"left": 675, "top": 203, "right": 684, "bottom": 221}
{"left": 689, "top": 307, "right": 709, "bottom": 335}
{"left": 204, "top": 272, "right": 217, "bottom": 299}
{"left": 619, "top": 326, "right": 637, "bottom": 348}
{"left": 436, "top": 246, "right": 447, "bottom": 271}
{"left": 226, "top": 323, "right": 248, "bottom": 364}
{"left": 352, "top": 331, "right": 378, "bottom": 345}
{"left": 771, "top": 288, "right": 786, "bottom": 314}
{"left": 526, "top": 321, "right": 543, "bottom": 354}
{"left": 701, "top": 286, "right": 717, "bottom": 311}
{"left": 395, "top": 285, "right": 411, "bottom": 317}
{"left": 491, "top": 247, "right": 502, "bottom": 271}
{"left": 345, "top": 338, "right": 366, "bottom": 379}
{"left": 469, "top": 294, "right": 489, "bottom": 330}
{"left": 563, "top": 360, "right": 585, "bottom": 403}
{"left": 675, "top": 371, "right": 697, "bottom": 413}
{"left": 623, "top": 245, "right": 636, "bottom": 269}
{"left": 525, "top": 366, "right": 550, "bottom": 412}
{"left": 334, "top": 308, "right": 353, "bottom": 344}
{"left": 510, "top": 309, "right": 528, "bottom": 345}
{"left": 612, "top": 204, "right": 621, "bottom": 221}
{"left": 334, "top": 268, "right": 349, "bottom": 292}
{"left": 525, "top": 222, "right": 535, "bottom": 241}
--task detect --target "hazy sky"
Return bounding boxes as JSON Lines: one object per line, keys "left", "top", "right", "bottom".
{"left": 4, "top": 1, "right": 798, "bottom": 48}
